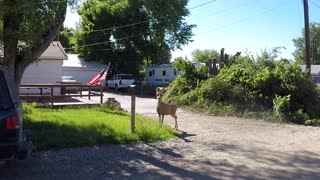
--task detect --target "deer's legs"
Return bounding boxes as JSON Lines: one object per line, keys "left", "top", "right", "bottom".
{"left": 158, "top": 114, "right": 161, "bottom": 126}
{"left": 171, "top": 114, "right": 178, "bottom": 130}
{"left": 161, "top": 115, "right": 164, "bottom": 127}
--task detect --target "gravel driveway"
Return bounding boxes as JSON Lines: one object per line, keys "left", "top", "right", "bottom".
{"left": 1, "top": 92, "right": 320, "bottom": 179}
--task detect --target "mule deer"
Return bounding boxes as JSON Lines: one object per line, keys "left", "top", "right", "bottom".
{"left": 156, "top": 87, "right": 178, "bottom": 130}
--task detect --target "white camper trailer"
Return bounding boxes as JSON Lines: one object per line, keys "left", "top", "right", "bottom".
{"left": 146, "top": 64, "right": 178, "bottom": 86}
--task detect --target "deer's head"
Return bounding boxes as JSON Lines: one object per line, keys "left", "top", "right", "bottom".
{"left": 156, "top": 87, "right": 167, "bottom": 99}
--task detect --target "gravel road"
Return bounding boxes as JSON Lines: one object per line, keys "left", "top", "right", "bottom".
{"left": 1, "top": 92, "right": 320, "bottom": 179}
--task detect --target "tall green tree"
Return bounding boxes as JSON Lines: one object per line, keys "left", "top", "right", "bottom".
{"left": 191, "top": 49, "right": 219, "bottom": 63}
{"left": 75, "top": 0, "right": 195, "bottom": 74}
{"left": 59, "top": 27, "right": 76, "bottom": 53}
{"left": 293, "top": 22, "right": 320, "bottom": 64}
{"left": 0, "top": 0, "right": 77, "bottom": 102}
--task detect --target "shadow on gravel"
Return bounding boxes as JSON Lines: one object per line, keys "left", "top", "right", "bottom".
{"left": 176, "top": 130, "right": 197, "bottom": 142}
{"left": 0, "top": 141, "right": 320, "bottom": 179}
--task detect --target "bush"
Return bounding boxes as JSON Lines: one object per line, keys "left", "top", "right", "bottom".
{"left": 273, "top": 95, "right": 291, "bottom": 121}
{"left": 164, "top": 52, "right": 320, "bottom": 125}
{"left": 200, "top": 77, "right": 232, "bottom": 103}
{"left": 305, "top": 119, "right": 320, "bottom": 126}
{"left": 163, "top": 58, "right": 209, "bottom": 104}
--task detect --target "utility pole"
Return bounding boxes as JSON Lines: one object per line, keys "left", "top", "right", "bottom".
{"left": 303, "top": 0, "right": 311, "bottom": 76}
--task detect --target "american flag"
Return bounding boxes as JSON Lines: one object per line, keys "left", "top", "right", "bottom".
{"left": 87, "top": 63, "right": 110, "bottom": 86}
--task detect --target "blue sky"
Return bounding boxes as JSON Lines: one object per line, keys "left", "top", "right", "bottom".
{"left": 64, "top": 0, "right": 320, "bottom": 61}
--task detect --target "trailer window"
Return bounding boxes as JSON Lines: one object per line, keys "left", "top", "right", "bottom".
{"left": 162, "top": 71, "right": 166, "bottom": 76}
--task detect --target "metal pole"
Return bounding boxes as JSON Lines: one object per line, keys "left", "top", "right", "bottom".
{"left": 303, "top": 0, "right": 311, "bottom": 76}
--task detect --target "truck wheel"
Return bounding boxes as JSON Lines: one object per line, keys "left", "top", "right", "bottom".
{"left": 115, "top": 84, "right": 119, "bottom": 92}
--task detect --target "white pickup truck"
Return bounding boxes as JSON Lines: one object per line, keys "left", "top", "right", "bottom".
{"left": 106, "top": 74, "right": 135, "bottom": 91}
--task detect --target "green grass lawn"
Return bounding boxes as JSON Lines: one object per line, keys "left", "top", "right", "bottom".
{"left": 22, "top": 103, "right": 176, "bottom": 150}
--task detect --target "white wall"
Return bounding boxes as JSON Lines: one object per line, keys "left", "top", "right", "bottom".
{"left": 146, "top": 66, "right": 177, "bottom": 86}
{"left": 20, "top": 60, "right": 63, "bottom": 95}
{"left": 62, "top": 67, "right": 100, "bottom": 84}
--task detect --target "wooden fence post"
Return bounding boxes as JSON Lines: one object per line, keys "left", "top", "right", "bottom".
{"left": 129, "top": 85, "right": 136, "bottom": 133}
{"left": 100, "top": 85, "right": 103, "bottom": 104}
{"left": 225, "top": 54, "right": 229, "bottom": 67}
{"left": 212, "top": 59, "right": 217, "bottom": 75}
{"left": 50, "top": 87, "right": 53, "bottom": 109}
{"left": 220, "top": 48, "right": 225, "bottom": 69}
{"left": 88, "top": 86, "right": 91, "bottom": 100}
{"left": 206, "top": 59, "right": 213, "bottom": 75}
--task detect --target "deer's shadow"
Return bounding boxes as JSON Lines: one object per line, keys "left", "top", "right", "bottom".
{"left": 176, "top": 130, "right": 197, "bottom": 142}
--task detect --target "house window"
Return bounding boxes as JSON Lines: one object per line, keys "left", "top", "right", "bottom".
{"left": 149, "top": 71, "right": 152, "bottom": 77}
{"left": 162, "top": 71, "right": 166, "bottom": 76}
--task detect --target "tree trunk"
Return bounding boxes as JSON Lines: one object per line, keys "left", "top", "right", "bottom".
{"left": 1, "top": 1, "right": 68, "bottom": 105}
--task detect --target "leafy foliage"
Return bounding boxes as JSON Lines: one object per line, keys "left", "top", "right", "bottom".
{"left": 293, "top": 22, "right": 320, "bottom": 64}
{"left": 75, "top": 0, "right": 195, "bottom": 74}
{"left": 162, "top": 57, "right": 208, "bottom": 104}
{"left": 164, "top": 49, "right": 320, "bottom": 125}
{"left": 58, "top": 27, "right": 76, "bottom": 53}
{"left": 192, "top": 49, "right": 219, "bottom": 63}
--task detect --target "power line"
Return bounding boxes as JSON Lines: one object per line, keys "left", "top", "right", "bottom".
{"left": 74, "top": 32, "right": 148, "bottom": 48}
{"left": 90, "top": 0, "right": 218, "bottom": 33}
{"left": 196, "top": 5, "right": 281, "bottom": 35}
{"left": 310, "top": 0, "right": 320, "bottom": 8}
{"left": 67, "top": 0, "right": 219, "bottom": 49}
{"left": 92, "top": 21, "right": 149, "bottom": 33}
{"left": 191, "top": 0, "right": 260, "bottom": 22}
{"left": 189, "top": 0, "right": 217, "bottom": 10}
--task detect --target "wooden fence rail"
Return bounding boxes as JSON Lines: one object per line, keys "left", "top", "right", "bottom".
{"left": 20, "top": 84, "right": 104, "bottom": 108}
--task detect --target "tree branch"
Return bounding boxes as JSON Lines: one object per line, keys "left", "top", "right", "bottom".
{"left": 31, "top": 2, "right": 67, "bottom": 60}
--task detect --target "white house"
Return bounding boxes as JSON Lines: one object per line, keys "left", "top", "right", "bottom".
{"left": 300, "top": 65, "right": 320, "bottom": 75}
{"left": 62, "top": 54, "right": 106, "bottom": 84}
{"left": 20, "top": 41, "right": 68, "bottom": 94}
{"left": 146, "top": 64, "right": 178, "bottom": 86}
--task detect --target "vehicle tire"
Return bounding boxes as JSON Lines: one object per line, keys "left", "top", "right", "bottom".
{"left": 115, "top": 84, "right": 119, "bottom": 92}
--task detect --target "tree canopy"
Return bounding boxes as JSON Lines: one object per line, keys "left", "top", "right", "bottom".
{"left": 59, "top": 26, "right": 76, "bottom": 54}
{"left": 293, "top": 22, "right": 320, "bottom": 65}
{"left": 191, "top": 49, "right": 219, "bottom": 63}
{"left": 0, "top": 0, "right": 77, "bottom": 102}
{"left": 75, "top": 0, "right": 195, "bottom": 74}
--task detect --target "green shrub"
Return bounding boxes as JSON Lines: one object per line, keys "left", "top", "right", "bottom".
{"left": 165, "top": 51, "right": 320, "bottom": 125}
{"left": 200, "top": 77, "right": 232, "bottom": 103}
{"left": 290, "top": 109, "right": 309, "bottom": 124}
{"left": 305, "top": 119, "right": 320, "bottom": 126}
{"left": 178, "top": 88, "right": 202, "bottom": 105}
{"left": 163, "top": 58, "right": 209, "bottom": 104}
{"left": 273, "top": 95, "right": 291, "bottom": 121}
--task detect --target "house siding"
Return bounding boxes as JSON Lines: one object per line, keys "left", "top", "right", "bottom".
{"left": 62, "top": 67, "right": 101, "bottom": 84}
{"left": 20, "top": 60, "right": 63, "bottom": 95}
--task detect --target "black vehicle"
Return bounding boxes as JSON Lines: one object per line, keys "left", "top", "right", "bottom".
{"left": 0, "top": 66, "right": 32, "bottom": 161}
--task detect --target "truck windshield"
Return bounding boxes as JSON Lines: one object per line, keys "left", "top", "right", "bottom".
{"left": 121, "top": 75, "right": 134, "bottom": 79}
{"left": 0, "top": 71, "right": 14, "bottom": 110}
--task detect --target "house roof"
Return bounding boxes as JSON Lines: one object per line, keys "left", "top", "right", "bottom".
{"left": 0, "top": 41, "right": 68, "bottom": 60}
{"left": 147, "top": 64, "right": 174, "bottom": 68}
{"left": 63, "top": 54, "right": 106, "bottom": 70}
{"left": 39, "top": 41, "right": 68, "bottom": 60}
